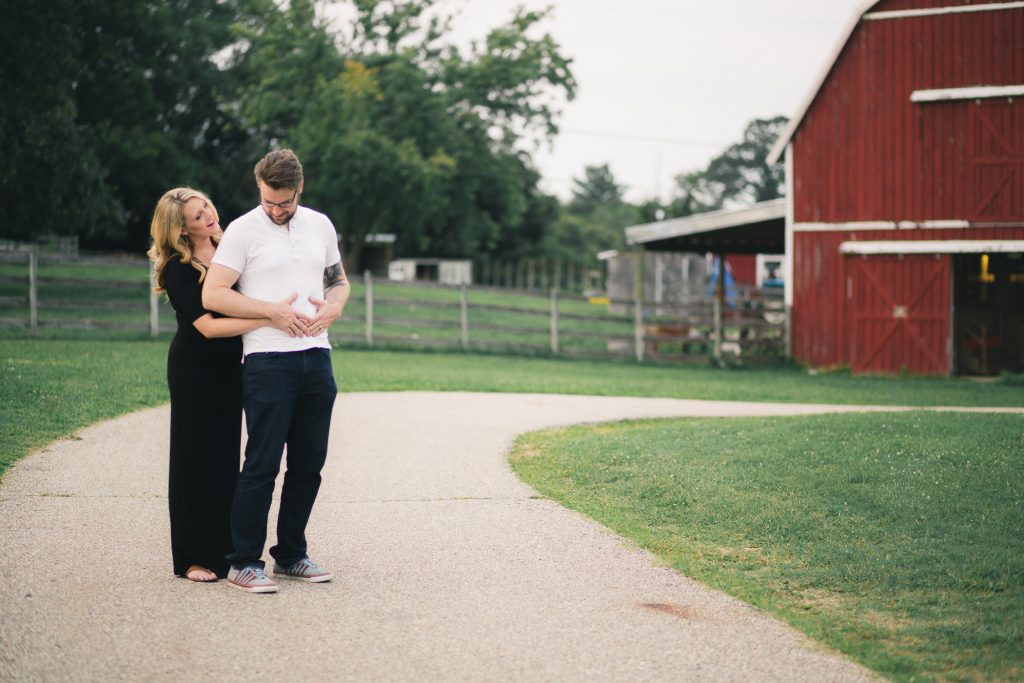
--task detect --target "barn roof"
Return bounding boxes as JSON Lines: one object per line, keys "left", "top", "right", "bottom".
{"left": 766, "top": 0, "right": 879, "bottom": 165}
{"left": 624, "top": 198, "right": 785, "bottom": 254}
{"left": 768, "top": 0, "right": 1024, "bottom": 165}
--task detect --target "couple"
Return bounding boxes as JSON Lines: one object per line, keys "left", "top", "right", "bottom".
{"left": 148, "top": 149, "right": 349, "bottom": 593}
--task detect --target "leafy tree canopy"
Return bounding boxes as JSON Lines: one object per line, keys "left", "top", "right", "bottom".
{"left": 569, "top": 163, "right": 626, "bottom": 214}
{"left": 8, "top": 0, "right": 782, "bottom": 275}
{"left": 5, "top": 0, "right": 576, "bottom": 261}
{"left": 217, "top": 0, "right": 577, "bottom": 264}
{"left": 667, "top": 115, "right": 788, "bottom": 218}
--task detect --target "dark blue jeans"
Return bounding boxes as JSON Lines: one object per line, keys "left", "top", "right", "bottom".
{"left": 227, "top": 348, "right": 337, "bottom": 569}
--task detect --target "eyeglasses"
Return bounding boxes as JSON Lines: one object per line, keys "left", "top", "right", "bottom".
{"left": 259, "top": 191, "right": 298, "bottom": 211}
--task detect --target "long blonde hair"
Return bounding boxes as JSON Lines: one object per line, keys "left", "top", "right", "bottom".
{"left": 147, "top": 187, "right": 222, "bottom": 293}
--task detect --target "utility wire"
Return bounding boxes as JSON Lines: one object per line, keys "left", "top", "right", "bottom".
{"left": 561, "top": 129, "right": 726, "bottom": 148}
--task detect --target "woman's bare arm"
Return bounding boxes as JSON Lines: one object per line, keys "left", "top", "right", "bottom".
{"left": 192, "top": 313, "right": 270, "bottom": 339}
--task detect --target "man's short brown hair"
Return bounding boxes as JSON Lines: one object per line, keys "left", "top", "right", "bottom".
{"left": 254, "top": 149, "right": 304, "bottom": 190}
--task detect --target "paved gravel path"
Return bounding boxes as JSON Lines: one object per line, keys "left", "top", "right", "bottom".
{"left": 6, "top": 391, "right": 1012, "bottom": 681}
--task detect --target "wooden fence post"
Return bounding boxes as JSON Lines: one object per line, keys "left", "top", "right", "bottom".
{"left": 28, "top": 250, "right": 38, "bottom": 336}
{"left": 784, "top": 303, "right": 792, "bottom": 359}
{"left": 149, "top": 260, "right": 159, "bottom": 339}
{"left": 633, "top": 247, "right": 644, "bottom": 362}
{"left": 364, "top": 271, "right": 374, "bottom": 346}
{"left": 713, "top": 255, "right": 724, "bottom": 365}
{"left": 550, "top": 288, "right": 559, "bottom": 354}
{"left": 460, "top": 284, "right": 469, "bottom": 350}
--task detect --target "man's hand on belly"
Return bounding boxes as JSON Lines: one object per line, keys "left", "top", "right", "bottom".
{"left": 266, "top": 293, "right": 314, "bottom": 337}
{"left": 307, "top": 295, "right": 342, "bottom": 336}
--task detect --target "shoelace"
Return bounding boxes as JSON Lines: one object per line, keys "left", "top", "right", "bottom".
{"left": 240, "top": 567, "right": 269, "bottom": 583}
{"left": 291, "top": 559, "right": 315, "bottom": 573}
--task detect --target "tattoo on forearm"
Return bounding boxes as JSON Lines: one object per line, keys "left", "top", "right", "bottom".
{"left": 324, "top": 263, "right": 346, "bottom": 292}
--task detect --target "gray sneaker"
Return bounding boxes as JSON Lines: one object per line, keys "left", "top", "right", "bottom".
{"left": 227, "top": 566, "right": 278, "bottom": 593}
{"left": 273, "top": 558, "right": 334, "bottom": 583}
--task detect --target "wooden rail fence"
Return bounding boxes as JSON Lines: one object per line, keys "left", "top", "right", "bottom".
{"left": 0, "top": 253, "right": 787, "bottom": 364}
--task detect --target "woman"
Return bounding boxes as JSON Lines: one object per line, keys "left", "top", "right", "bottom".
{"left": 148, "top": 188, "right": 269, "bottom": 582}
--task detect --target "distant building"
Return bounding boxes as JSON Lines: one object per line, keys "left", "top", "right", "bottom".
{"left": 388, "top": 258, "right": 472, "bottom": 286}
{"left": 359, "top": 233, "right": 396, "bottom": 277}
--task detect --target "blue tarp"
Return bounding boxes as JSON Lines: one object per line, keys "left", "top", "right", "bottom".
{"left": 706, "top": 256, "right": 737, "bottom": 305}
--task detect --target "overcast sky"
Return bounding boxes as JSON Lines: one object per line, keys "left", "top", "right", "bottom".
{"left": 327, "top": 0, "right": 868, "bottom": 203}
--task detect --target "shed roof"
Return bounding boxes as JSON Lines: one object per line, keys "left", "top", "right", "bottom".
{"left": 625, "top": 198, "right": 785, "bottom": 254}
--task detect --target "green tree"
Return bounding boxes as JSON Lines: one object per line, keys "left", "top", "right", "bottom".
{"left": 2, "top": 1, "right": 117, "bottom": 241}
{"left": 667, "top": 115, "right": 788, "bottom": 218}
{"left": 704, "top": 116, "right": 788, "bottom": 203}
{"left": 3, "top": 1, "right": 264, "bottom": 248}
{"left": 5, "top": 0, "right": 576, "bottom": 261}
{"left": 496, "top": 167, "right": 560, "bottom": 260}
{"left": 547, "top": 204, "right": 632, "bottom": 261}
{"left": 546, "top": 163, "right": 634, "bottom": 262}
{"left": 439, "top": 6, "right": 577, "bottom": 143}
{"left": 667, "top": 170, "right": 726, "bottom": 216}
{"left": 229, "top": 0, "right": 344, "bottom": 146}
{"left": 293, "top": 61, "right": 452, "bottom": 271}
{"left": 71, "top": 0, "right": 249, "bottom": 248}
{"left": 283, "top": 0, "right": 576, "bottom": 263}
{"left": 637, "top": 198, "right": 668, "bottom": 223}
{"left": 568, "top": 163, "right": 626, "bottom": 215}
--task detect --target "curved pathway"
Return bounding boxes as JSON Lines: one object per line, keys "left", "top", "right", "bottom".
{"left": 4, "top": 392, "right": 1013, "bottom": 681}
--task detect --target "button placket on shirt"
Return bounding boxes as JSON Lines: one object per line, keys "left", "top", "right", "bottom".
{"left": 288, "top": 223, "right": 300, "bottom": 261}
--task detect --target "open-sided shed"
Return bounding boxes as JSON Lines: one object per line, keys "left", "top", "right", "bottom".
{"left": 624, "top": 200, "right": 787, "bottom": 362}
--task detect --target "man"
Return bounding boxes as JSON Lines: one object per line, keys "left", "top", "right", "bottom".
{"left": 203, "top": 149, "right": 349, "bottom": 593}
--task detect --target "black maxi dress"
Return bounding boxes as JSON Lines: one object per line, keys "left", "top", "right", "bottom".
{"left": 164, "top": 257, "right": 243, "bottom": 578}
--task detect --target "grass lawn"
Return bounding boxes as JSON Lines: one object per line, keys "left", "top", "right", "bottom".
{"left": 3, "top": 338, "right": 1023, "bottom": 476}
{"left": 0, "top": 341, "right": 168, "bottom": 474}
{"left": 333, "top": 347, "right": 1024, "bottom": 407}
{"left": 510, "top": 412, "right": 1024, "bottom": 682}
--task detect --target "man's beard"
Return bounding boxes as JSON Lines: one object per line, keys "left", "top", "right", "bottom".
{"left": 264, "top": 207, "right": 296, "bottom": 225}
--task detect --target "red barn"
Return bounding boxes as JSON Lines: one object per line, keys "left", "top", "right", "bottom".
{"left": 769, "top": 0, "right": 1024, "bottom": 375}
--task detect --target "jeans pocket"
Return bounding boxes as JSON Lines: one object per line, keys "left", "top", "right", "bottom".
{"left": 310, "top": 351, "right": 337, "bottom": 395}
{"left": 244, "top": 356, "right": 293, "bottom": 402}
